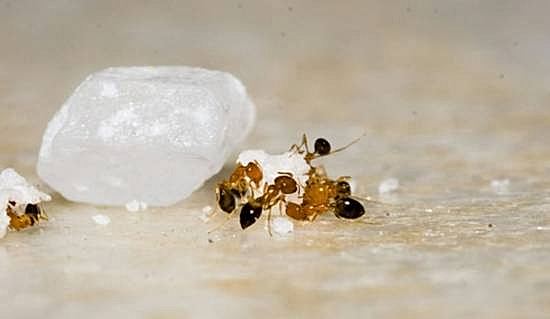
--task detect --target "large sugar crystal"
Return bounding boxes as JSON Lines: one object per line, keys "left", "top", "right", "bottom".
{"left": 37, "top": 67, "right": 255, "bottom": 206}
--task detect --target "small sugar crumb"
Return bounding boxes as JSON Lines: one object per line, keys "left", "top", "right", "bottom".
{"left": 271, "top": 217, "right": 294, "bottom": 235}
{"left": 199, "top": 205, "right": 214, "bottom": 222}
{"left": 202, "top": 205, "right": 213, "bottom": 214}
{"left": 126, "top": 200, "right": 148, "bottom": 212}
{"left": 424, "top": 208, "right": 433, "bottom": 213}
{"left": 92, "top": 214, "right": 111, "bottom": 225}
{"left": 491, "top": 179, "right": 510, "bottom": 195}
{"left": 378, "top": 178, "right": 399, "bottom": 194}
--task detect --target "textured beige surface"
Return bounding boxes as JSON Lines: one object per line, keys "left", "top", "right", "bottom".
{"left": 1, "top": 1, "right": 550, "bottom": 318}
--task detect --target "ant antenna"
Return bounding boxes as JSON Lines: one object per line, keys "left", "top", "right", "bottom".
{"left": 351, "top": 194, "right": 387, "bottom": 206}
{"left": 316, "top": 132, "right": 366, "bottom": 160}
{"left": 207, "top": 209, "right": 236, "bottom": 234}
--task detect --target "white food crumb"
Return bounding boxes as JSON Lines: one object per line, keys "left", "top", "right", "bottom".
{"left": 491, "top": 179, "right": 510, "bottom": 195}
{"left": 237, "top": 150, "right": 310, "bottom": 195}
{"left": 0, "top": 168, "right": 52, "bottom": 239}
{"left": 202, "top": 205, "right": 213, "bottom": 214}
{"left": 378, "top": 178, "right": 399, "bottom": 194}
{"left": 92, "top": 214, "right": 111, "bottom": 225}
{"left": 425, "top": 208, "right": 433, "bottom": 213}
{"left": 271, "top": 217, "right": 294, "bottom": 235}
{"left": 125, "top": 200, "right": 148, "bottom": 212}
{"left": 199, "top": 205, "right": 214, "bottom": 222}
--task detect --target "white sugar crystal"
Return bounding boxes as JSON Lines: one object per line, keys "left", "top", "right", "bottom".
{"left": 378, "top": 178, "right": 399, "bottom": 194}
{"left": 271, "top": 217, "right": 294, "bottom": 235}
{"left": 237, "top": 150, "right": 309, "bottom": 195}
{"left": 125, "top": 200, "right": 148, "bottom": 212}
{"left": 0, "top": 168, "right": 52, "bottom": 239}
{"left": 491, "top": 179, "right": 510, "bottom": 195}
{"left": 37, "top": 66, "right": 255, "bottom": 206}
{"left": 92, "top": 214, "right": 111, "bottom": 225}
{"left": 202, "top": 205, "right": 213, "bottom": 214}
{"left": 0, "top": 208, "right": 8, "bottom": 239}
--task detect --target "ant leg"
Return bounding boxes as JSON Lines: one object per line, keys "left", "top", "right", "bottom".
{"left": 37, "top": 203, "right": 48, "bottom": 221}
{"left": 267, "top": 208, "right": 273, "bottom": 237}
{"left": 277, "top": 171, "right": 294, "bottom": 177}
{"left": 278, "top": 198, "right": 287, "bottom": 216}
{"left": 336, "top": 176, "right": 352, "bottom": 181}
{"left": 288, "top": 133, "right": 310, "bottom": 154}
{"left": 207, "top": 208, "right": 238, "bottom": 234}
{"left": 352, "top": 195, "right": 387, "bottom": 205}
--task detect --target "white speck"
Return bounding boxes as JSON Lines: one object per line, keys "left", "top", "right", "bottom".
{"left": 199, "top": 205, "right": 214, "bottom": 222}
{"left": 536, "top": 226, "right": 550, "bottom": 231}
{"left": 92, "top": 214, "right": 111, "bottom": 225}
{"left": 378, "top": 178, "right": 399, "bottom": 194}
{"left": 202, "top": 205, "right": 213, "bottom": 214}
{"left": 425, "top": 208, "right": 433, "bottom": 213}
{"left": 271, "top": 217, "right": 294, "bottom": 236}
{"left": 125, "top": 200, "right": 148, "bottom": 212}
{"left": 491, "top": 179, "right": 510, "bottom": 195}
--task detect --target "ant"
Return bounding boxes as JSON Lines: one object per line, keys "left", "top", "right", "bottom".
{"left": 6, "top": 201, "right": 48, "bottom": 231}
{"left": 289, "top": 133, "right": 362, "bottom": 165}
{"left": 286, "top": 134, "right": 367, "bottom": 221}
{"left": 212, "top": 134, "right": 370, "bottom": 235}
{"left": 285, "top": 173, "right": 365, "bottom": 222}
{"left": 216, "top": 161, "right": 263, "bottom": 215}
{"left": 240, "top": 173, "right": 299, "bottom": 234}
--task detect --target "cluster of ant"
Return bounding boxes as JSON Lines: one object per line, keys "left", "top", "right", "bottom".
{"left": 6, "top": 201, "right": 48, "bottom": 231}
{"left": 215, "top": 135, "right": 367, "bottom": 234}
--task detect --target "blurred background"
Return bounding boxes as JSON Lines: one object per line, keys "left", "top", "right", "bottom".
{"left": 1, "top": 1, "right": 550, "bottom": 318}
{"left": 2, "top": 0, "right": 550, "bottom": 194}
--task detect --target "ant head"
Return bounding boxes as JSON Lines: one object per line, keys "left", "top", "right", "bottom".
{"left": 314, "top": 138, "right": 331, "bottom": 156}
{"left": 336, "top": 181, "right": 352, "bottom": 197}
{"left": 274, "top": 175, "right": 298, "bottom": 194}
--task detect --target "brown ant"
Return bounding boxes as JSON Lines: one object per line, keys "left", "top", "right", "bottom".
{"left": 6, "top": 201, "right": 48, "bottom": 231}
{"left": 239, "top": 173, "right": 299, "bottom": 234}
{"left": 286, "top": 135, "right": 368, "bottom": 221}
{"left": 213, "top": 134, "right": 370, "bottom": 234}
{"left": 216, "top": 161, "right": 263, "bottom": 215}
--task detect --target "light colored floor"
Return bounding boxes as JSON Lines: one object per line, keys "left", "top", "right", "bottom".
{"left": 2, "top": 1, "right": 550, "bottom": 318}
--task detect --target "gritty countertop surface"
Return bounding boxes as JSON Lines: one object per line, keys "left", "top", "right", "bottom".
{"left": 1, "top": 1, "right": 550, "bottom": 318}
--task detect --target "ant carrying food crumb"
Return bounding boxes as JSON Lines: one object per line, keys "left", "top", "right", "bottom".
{"left": 212, "top": 134, "right": 376, "bottom": 235}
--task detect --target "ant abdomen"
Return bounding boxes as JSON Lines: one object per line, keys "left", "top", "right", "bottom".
{"left": 240, "top": 201, "right": 263, "bottom": 229}
{"left": 334, "top": 197, "right": 365, "bottom": 219}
